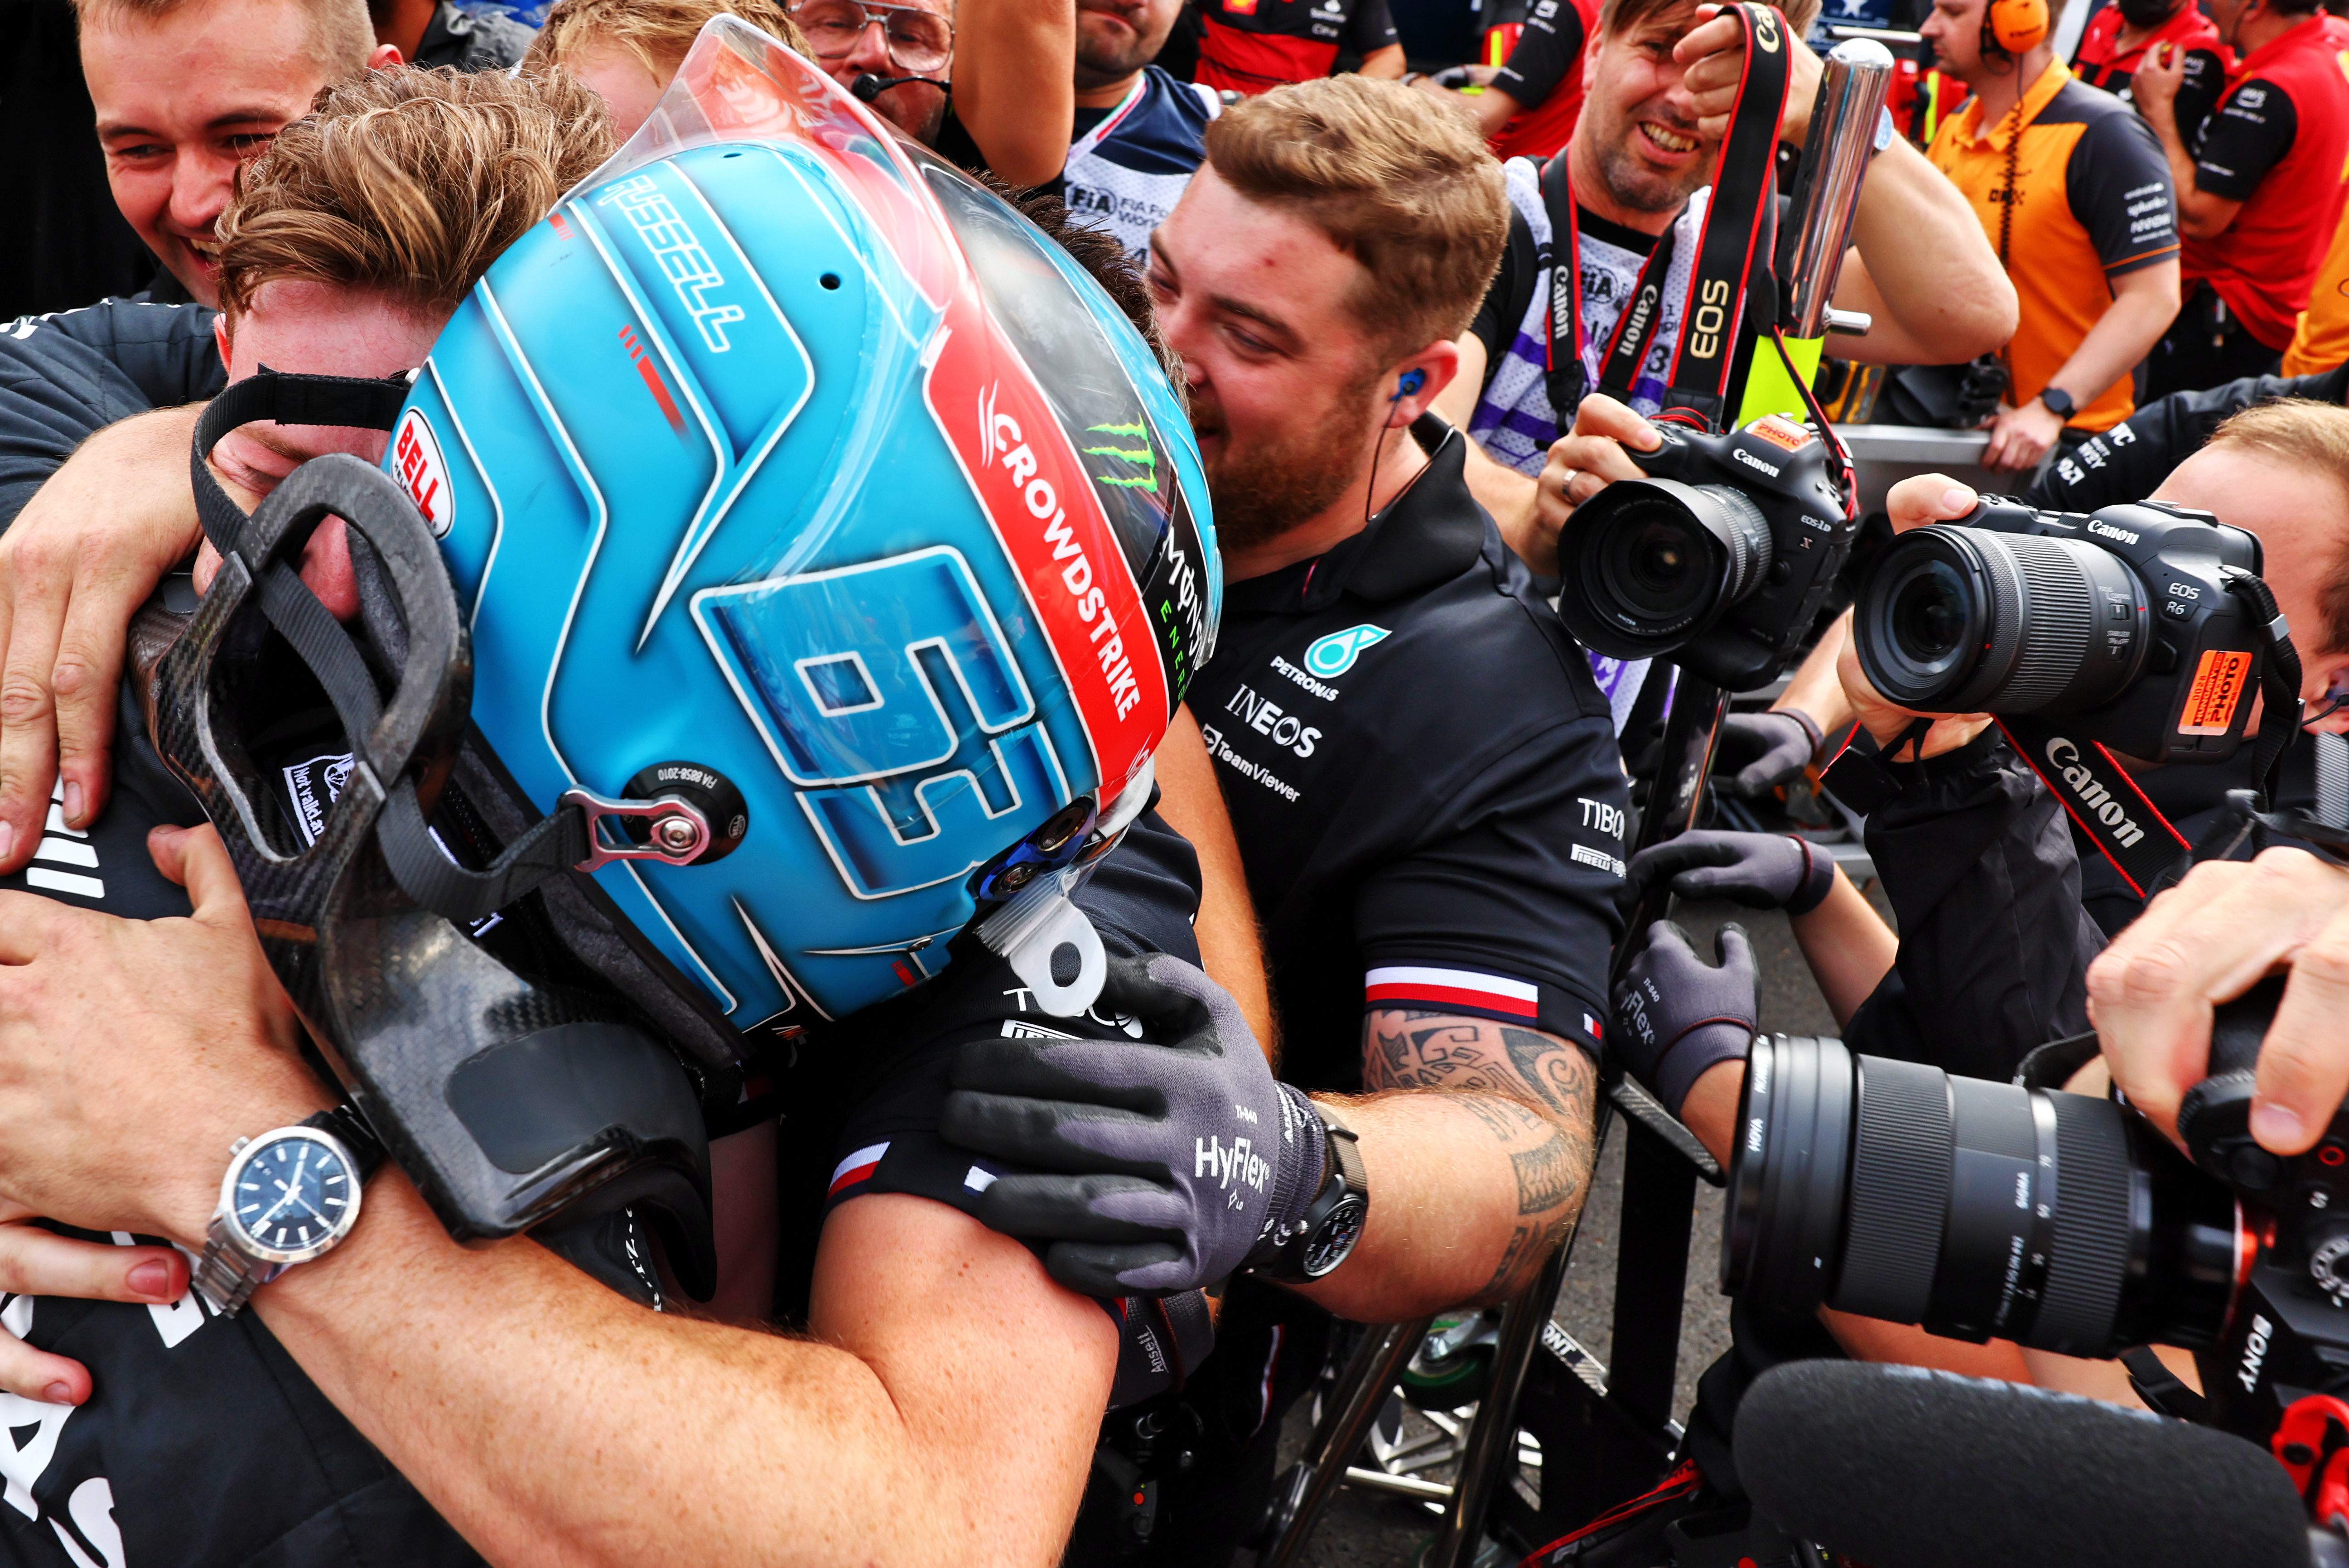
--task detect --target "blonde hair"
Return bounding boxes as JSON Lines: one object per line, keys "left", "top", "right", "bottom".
{"left": 1203, "top": 76, "right": 1507, "bottom": 362}
{"left": 2207, "top": 398, "right": 2349, "bottom": 653}
{"left": 74, "top": 0, "right": 374, "bottom": 81}
{"left": 524, "top": 0, "right": 808, "bottom": 80}
{"left": 215, "top": 65, "right": 616, "bottom": 319}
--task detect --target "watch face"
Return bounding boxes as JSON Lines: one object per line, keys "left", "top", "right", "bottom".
{"left": 1301, "top": 1195, "right": 1367, "bottom": 1279}
{"left": 230, "top": 1134, "right": 358, "bottom": 1258}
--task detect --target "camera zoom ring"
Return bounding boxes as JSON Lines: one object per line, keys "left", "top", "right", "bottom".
{"left": 1832, "top": 1057, "right": 1953, "bottom": 1325}
{"left": 2034, "top": 1093, "right": 2134, "bottom": 1356}
{"left": 1994, "top": 536, "right": 2098, "bottom": 711}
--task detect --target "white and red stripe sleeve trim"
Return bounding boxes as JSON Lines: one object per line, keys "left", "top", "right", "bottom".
{"left": 1363, "top": 965, "right": 1539, "bottom": 1019}
{"left": 827, "top": 1141, "right": 890, "bottom": 1197}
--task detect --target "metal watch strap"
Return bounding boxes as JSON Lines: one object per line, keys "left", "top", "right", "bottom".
{"left": 193, "top": 1105, "right": 380, "bottom": 1316}
{"left": 302, "top": 1104, "right": 385, "bottom": 1182}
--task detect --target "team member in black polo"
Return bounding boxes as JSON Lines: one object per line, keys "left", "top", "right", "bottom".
{"left": 934, "top": 78, "right": 1626, "bottom": 1565}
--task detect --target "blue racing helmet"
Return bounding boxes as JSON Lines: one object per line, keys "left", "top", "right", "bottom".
{"left": 158, "top": 23, "right": 1216, "bottom": 1266}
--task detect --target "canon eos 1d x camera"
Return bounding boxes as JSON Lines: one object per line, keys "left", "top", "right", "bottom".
{"left": 1555, "top": 412, "right": 1857, "bottom": 691}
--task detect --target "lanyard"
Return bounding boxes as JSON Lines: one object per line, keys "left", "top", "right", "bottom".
{"left": 1539, "top": 3, "right": 1791, "bottom": 433}
{"left": 1539, "top": 154, "right": 1681, "bottom": 421}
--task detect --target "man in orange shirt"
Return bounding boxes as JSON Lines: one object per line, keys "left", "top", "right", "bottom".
{"left": 1923, "top": 0, "right": 2182, "bottom": 470}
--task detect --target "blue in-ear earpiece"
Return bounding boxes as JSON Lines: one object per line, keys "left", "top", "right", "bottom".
{"left": 1395, "top": 369, "right": 1426, "bottom": 400}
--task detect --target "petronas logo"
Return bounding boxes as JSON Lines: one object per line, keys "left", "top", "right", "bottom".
{"left": 1082, "top": 420, "right": 1159, "bottom": 493}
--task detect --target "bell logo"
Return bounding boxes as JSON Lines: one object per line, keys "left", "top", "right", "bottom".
{"left": 1304, "top": 624, "right": 1389, "bottom": 679}
{"left": 391, "top": 409, "right": 453, "bottom": 538}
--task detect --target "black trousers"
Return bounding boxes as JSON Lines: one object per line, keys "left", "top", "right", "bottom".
{"left": 2145, "top": 286, "right": 2284, "bottom": 401}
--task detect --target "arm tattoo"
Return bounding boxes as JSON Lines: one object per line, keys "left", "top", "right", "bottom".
{"left": 1511, "top": 1131, "right": 1578, "bottom": 1214}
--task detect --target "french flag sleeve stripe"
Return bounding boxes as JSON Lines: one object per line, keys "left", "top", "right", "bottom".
{"left": 1363, "top": 966, "right": 1539, "bottom": 1018}
{"left": 828, "top": 1141, "right": 890, "bottom": 1196}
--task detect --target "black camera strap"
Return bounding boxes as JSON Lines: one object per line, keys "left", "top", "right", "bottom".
{"left": 1658, "top": 3, "right": 1789, "bottom": 430}
{"left": 1539, "top": 157, "right": 1681, "bottom": 419}
{"left": 1537, "top": 3, "right": 1790, "bottom": 432}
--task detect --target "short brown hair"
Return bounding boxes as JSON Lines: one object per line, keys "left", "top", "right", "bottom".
{"left": 215, "top": 66, "right": 615, "bottom": 320}
{"left": 74, "top": 0, "right": 374, "bottom": 81}
{"left": 524, "top": 0, "right": 808, "bottom": 79}
{"left": 1203, "top": 76, "right": 1506, "bottom": 361}
{"left": 2207, "top": 399, "right": 2349, "bottom": 654}
{"left": 1596, "top": 0, "right": 1822, "bottom": 50}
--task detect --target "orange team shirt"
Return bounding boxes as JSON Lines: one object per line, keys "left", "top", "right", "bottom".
{"left": 1928, "top": 59, "right": 2181, "bottom": 431}
{"left": 2285, "top": 198, "right": 2349, "bottom": 374}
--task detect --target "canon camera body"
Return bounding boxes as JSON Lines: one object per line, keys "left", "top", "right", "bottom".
{"left": 1854, "top": 499, "right": 2266, "bottom": 765}
{"left": 1555, "top": 413, "right": 1857, "bottom": 692}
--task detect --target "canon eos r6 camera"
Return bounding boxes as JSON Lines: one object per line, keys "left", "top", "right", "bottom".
{"left": 1722, "top": 981, "right": 2349, "bottom": 1450}
{"left": 1555, "top": 413, "right": 1857, "bottom": 691}
{"left": 1853, "top": 498, "right": 2267, "bottom": 764}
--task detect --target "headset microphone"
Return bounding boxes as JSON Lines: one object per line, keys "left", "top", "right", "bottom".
{"left": 851, "top": 72, "right": 946, "bottom": 102}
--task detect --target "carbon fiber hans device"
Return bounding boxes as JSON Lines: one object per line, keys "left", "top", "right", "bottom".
{"left": 152, "top": 452, "right": 715, "bottom": 1291}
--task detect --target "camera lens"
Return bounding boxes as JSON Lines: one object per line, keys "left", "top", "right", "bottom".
{"left": 1723, "top": 1036, "right": 2240, "bottom": 1357}
{"left": 1855, "top": 524, "right": 2151, "bottom": 715}
{"left": 1558, "top": 478, "right": 1774, "bottom": 658}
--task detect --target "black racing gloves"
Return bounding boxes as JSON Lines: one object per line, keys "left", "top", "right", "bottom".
{"left": 1613, "top": 920, "right": 1759, "bottom": 1118}
{"left": 1712, "top": 709, "right": 1823, "bottom": 798}
{"left": 940, "top": 954, "right": 1327, "bottom": 1298}
{"left": 1627, "top": 829, "right": 1838, "bottom": 915}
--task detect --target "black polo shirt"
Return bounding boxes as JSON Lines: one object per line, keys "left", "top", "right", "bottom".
{"left": 1190, "top": 417, "right": 1626, "bottom": 1093}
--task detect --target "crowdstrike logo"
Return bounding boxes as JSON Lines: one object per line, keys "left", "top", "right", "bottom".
{"left": 2045, "top": 738, "right": 2147, "bottom": 848}
{"left": 979, "top": 384, "right": 1144, "bottom": 721}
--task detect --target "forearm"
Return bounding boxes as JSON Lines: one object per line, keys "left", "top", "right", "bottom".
{"left": 1302, "top": 1011, "right": 1597, "bottom": 1318}
{"left": 11, "top": 403, "right": 204, "bottom": 543}
{"left": 1789, "top": 868, "right": 1897, "bottom": 1027}
{"left": 2046, "top": 275, "right": 2183, "bottom": 410}
{"left": 1775, "top": 612, "right": 1854, "bottom": 734}
{"left": 1357, "top": 43, "right": 1407, "bottom": 78}
{"left": 1473, "top": 86, "right": 1526, "bottom": 138}
{"left": 259, "top": 1179, "right": 1100, "bottom": 1568}
{"left": 1822, "top": 1309, "right": 2034, "bottom": 1380}
{"left": 1837, "top": 140, "right": 2016, "bottom": 365}
{"left": 950, "top": 0, "right": 1075, "bottom": 188}
{"left": 1153, "top": 706, "right": 1278, "bottom": 1055}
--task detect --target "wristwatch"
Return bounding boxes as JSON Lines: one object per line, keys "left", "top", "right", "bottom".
{"left": 1254, "top": 1104, "right": 1369, "bottom": 1283}
{"left": 2037, "top": 386, "right": 2077, "bottom": 421}
{"left": 193, "top": 1105, "right": 384, "bottom": 1316}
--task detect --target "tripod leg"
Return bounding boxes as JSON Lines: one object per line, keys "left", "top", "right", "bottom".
{"left": 1259, "top": 1315, "right": 1433, "bottom": 1568}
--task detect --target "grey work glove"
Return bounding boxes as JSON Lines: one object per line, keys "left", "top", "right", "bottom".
{"left": 941, "top": 953, "right": 1326, "bottom": 1298}
{"left": 1712, "top": 709, "right": 1823, "bottom": 798}
{"left": 1613, "top": 920, "right": 1759, "bottom": 1117}
{"left": 1626, "top": 829, "right": 1837, "bottom": 914}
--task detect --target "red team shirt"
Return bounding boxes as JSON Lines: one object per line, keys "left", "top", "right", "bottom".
{"left": 1486, "top": 0, "right": 1602, "bottom": 161}
{"left": 1195, "top": 0, "right": 1401, "bottom": 94}
{"left": 2181, "top": 11, "right": 2349, "bottom": 348}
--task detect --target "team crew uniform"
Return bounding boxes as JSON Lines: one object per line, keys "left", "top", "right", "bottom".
{"left": 1485, "top": 0, "right": 1601, "bottom": 160}
{"left": 1194, "top": 0, "right": 1400, "bottom": 95}
{"left": 2070, "top": 0, "right": 2226, "bottom": 123}
{"left": 1061, "top": 65, "right": 1220, "bottom": 264}
{"left": 1066, "top": 415, "right": 1627, "bottom": 1564}
{"left": 2151, "top": 10, "right": 2349, "bottom": 394}
{"left": 0, "top": 298, "right": 1220, "bottom": 1568}
{"left": 1925, "top": 58, "right": 2179, "bottom": 434}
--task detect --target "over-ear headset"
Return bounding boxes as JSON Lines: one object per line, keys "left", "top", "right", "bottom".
{"left": 1394, "top": 368, "right": 1427, "bottom": 401}
{"left": 1983, "top": 0, "right": 2049, "bottom": 58}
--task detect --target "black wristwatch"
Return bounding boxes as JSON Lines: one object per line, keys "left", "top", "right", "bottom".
{"left": 2037, "top": 386, "right": 2077, "bottom": 421}
{"left": 1254, "top": 1105, "right": 1368, "bottom": 1283}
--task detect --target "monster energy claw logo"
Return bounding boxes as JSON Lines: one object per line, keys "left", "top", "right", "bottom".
{"left": 1082, "top": 420, "right": 1159, "bottom": 493}
{"left": 1304, "top": 624, "right": 1390, "bottom": 678}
